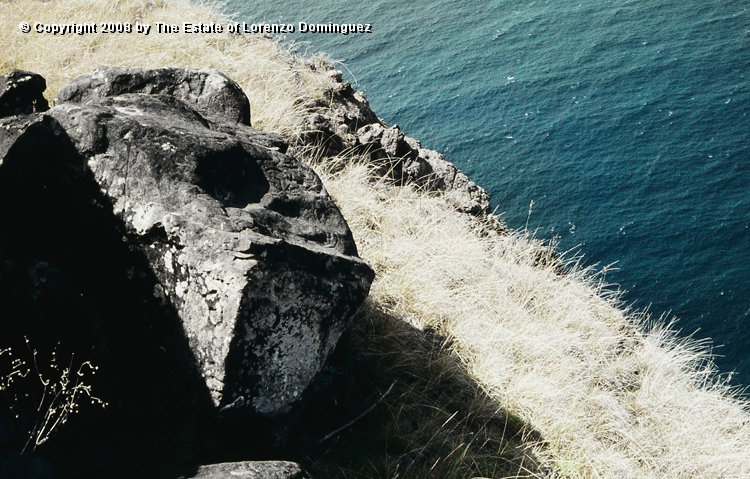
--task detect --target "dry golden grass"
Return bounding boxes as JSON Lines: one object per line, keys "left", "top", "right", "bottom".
{"left": 0, "top": 0, "right": 329, "bottom": 136}
{"left": 314, "top": 157, "right": 750, "bottom": 478}
{"left": 2, "top": 1, "right": 750, "bottom": 477}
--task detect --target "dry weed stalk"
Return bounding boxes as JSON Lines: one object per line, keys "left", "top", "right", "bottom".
{"left": 1, "top": 339, "right": 106, "bottom": 453}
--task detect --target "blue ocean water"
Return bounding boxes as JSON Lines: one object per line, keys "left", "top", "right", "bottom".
{"left": 222, "top": 1, "right": 750, "bottom": 385}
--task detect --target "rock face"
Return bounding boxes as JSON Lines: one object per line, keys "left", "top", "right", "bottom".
{"left": 56, "top": 66, "right": 251, "bottom": 126}
{"left": 295, "top": 69, "right": 491, "bottom": 215}
{"left": 0, "top": 66, "right": 374, "bottom": 431}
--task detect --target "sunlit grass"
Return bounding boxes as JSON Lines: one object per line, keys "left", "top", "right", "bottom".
{"left": 312, "top": 156, "right": 750, "bottom": 478}
{"left": 0, "top": 0, "right": 329, "bottom": 137}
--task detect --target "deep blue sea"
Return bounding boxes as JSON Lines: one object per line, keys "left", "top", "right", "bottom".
{"left": 222, "top": 0, "right": 750, "bottom": 386}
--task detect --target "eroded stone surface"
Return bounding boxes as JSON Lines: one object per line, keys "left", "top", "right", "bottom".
{"left": 55, "top": 66, "right": 251, "bottom": 126}
{"left": 181, "top": 461, "right": 309, "bottom": 479}
{"left": 0, "top": 68, "right": 374, "bottom": 419}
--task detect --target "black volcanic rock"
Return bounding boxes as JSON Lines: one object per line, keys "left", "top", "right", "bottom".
{"left": 0, "top": 66, "right": 374, "bottom": 459}
{"left": 296, "top": 68, "right": 491, "bottom": 215}
{"left": 55, "top": 66, "right": 251, "bottom": 126}
{"left": 162, "top": 461, "right": 310, "bottom": 479}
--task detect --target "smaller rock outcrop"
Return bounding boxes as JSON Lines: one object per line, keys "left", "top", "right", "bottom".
{"left": 358, "top": 124, "right": 491, "bottom": 216}
{"left": 296, "top": 69, "right": 380, "bottom": 153}
{"left": 0, "top": 69, "right": 49, "bottom": 118}
{"left": 294, "top": 68, "right": 491, "bottom": 216}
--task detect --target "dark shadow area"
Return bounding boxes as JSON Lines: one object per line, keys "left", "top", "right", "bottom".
{"left": 0, "top": 115, "right": 215, "bottom": 478}
{"left": 281, "top": 298, "right": 549, "bottom": 479}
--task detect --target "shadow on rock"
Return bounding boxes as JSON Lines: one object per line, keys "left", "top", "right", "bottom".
{"left": 0, "top": 113, "right": 215, "bottom": 478}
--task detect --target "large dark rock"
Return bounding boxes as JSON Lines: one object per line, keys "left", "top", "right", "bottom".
{"left": 55, "top": 66, "right": 251, "bottom": 126}
{"left": 0, "top": 451, "right": 54, "bottom": 479}
{"left": 0, "top": 67, "right": 373, "bottom": 444}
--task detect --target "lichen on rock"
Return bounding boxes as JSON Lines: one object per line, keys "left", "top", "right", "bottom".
{"left": 0, "top": 67, "right": 374, "bottom": 422}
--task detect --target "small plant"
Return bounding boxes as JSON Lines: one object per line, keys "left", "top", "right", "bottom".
{"left": 1, "top": 338, "right": 106, "bottom": 453}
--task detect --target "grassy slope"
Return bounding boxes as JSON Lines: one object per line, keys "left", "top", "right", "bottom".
{"left": 2, "top": 1, "right": 750, "bottom": 477}
{"left": 0, "top": 0, "right": 326, "bottom": 136}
